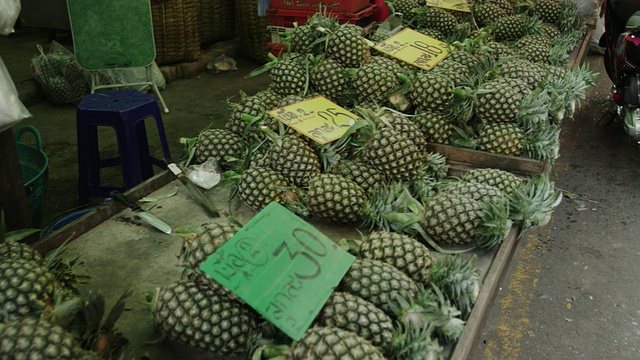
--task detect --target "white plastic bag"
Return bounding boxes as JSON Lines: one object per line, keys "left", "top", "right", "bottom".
{"left": 185, "top": 158, "right": 221, "bottom": 190}
{"left": 0, "top": 56, "right": 32, "bottom": 133}
{"left": 95, "top": 61, "right": 166, "bottom": 92}
{"left": 0, "top": 0, "right": 20, "bottom": 36}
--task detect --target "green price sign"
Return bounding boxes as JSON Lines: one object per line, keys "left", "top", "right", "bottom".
{"left": 199, "top": 202, "right": 355, "bottom": 340}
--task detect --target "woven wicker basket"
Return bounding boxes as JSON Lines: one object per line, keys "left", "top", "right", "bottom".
{"left": 151, "top": 0, "right": 201, "bottom": 65}
{"left": 200, "top": 0, "right": 235, "bottom": 44}
{"left": 235, "top": 0, "right": 270, "bottom": 64}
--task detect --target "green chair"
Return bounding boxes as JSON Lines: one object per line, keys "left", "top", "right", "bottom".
{"left": 66, "top": 0, "right": 169, "bottom": 113}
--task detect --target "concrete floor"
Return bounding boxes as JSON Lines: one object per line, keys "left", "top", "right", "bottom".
{"left": 3, "top": 26, "right": 640, "bottom": 359}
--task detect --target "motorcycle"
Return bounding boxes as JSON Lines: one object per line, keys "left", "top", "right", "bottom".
{"left": 600, "top": 0, "right": 640, "bottom": 140}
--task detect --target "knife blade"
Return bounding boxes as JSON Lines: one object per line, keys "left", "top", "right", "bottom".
{"left": 164, "top": 160, "right": 220, "bottom": 218}
{"left": 109, "top": 190, "right": 172, "bottom": 234}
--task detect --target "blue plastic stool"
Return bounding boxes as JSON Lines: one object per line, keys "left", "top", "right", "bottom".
{"left": 76, "top": 89, "right": 171, "bottom": 204}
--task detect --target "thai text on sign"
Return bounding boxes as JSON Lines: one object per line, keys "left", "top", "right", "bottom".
{"left": 373, "top": 28, "right": 451, "bottom": 71}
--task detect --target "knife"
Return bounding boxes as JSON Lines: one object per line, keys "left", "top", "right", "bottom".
{"left": 164, "top": 160, "right": 220, "bottom": 218}
{"left": 109, "top": 190, "right": 172, "bottom": 234}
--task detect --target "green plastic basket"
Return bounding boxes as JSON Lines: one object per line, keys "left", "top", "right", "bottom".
{"left": 15, "top": 125, "right": 49, "bottom": 227}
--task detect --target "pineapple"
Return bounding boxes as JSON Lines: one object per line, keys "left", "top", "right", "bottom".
{"left": 533, "top": 0, "right": 563, "bottom": 25}
{"left": 152, "top": 280, "right": 259, "bottom": 355}
{"left": 509, "top": 174, "right": 562, "bottom": 231}
{"left": 416, "top": 27, "right": 446, "bottom": 41}
{"left": 412, "top": 110, "right": 455, "bottom": 145}
{"left": 327, "top": 23, "right": 370, "bottom": 68}
{"left": 491, "top": 14, "right": 527, "bottom": 41}
{"left": 316, "top": 291, "right": 394, "bottom": 348}
{"left": 475, "top": 122, "right": 525, "bottom": 156}
{"left": 340, "top": 258, "right": 419, "bottom": 314}
{"left": 365, "top": 125, "right": 424, "bottom": 181}
{"left": 475, "top": 77, "right": 530, "bottom": 123}
{"left": 193, "top": 128, "right": 246, "bottom": 165}
{"left": 0, "top": 240, "right": 42, "bottom": 262}
{"left": 388, "top": 0, "right": 422, "bottom": 21}
{"left": 1, "top": 258, "right": 59, "bottom": 321}
{"left": 409, "top": 71, "right": 454, "bottom": 111}
{"left": 0, "top": 317, "right": 99, "bottom": 360}
{"left": 439, "top": 179, "right": 505, "bottom": 204}
{"left": 432, "top": 58, "right": 472, "bottom": 87}
{"left": 462, "top": 168, "right": 523, "bottom": 196}
{"left": 421, "top": 192, "right": 511, "bottom": 248}
{"left": 358, "top": 230, "right": 434, "bottom": 283}
{"left": 225, "top": 95, "right": 268, "bottom": 138}
{"left": 379, "top": 109, "right": 427, "bottom": 151}
{"left": 472, "top": 3, "right": 507, "bottom": 27}
{"left": 267, "top": 133, "right": 321, "bottom": 187}
{"left": 288, "top": 24, "right": 317, "bottom": 54}
{"left": 237, "top": 166, "right": 302, "bottom": 213}
{"left": 516, "top": 36, "right": 552, "bottom": 64}
{"left": 352, "top": 62, "right": 400, "bottom": 104}
{"left": 329, "top": 159, "right": 387, "bottom": 194}
{"left": 253, "top": 86, "right": 283, "bottom": 110}
{"left": 310, "top": 56, "right": 351, "bottom": 103}
{"left": 414, "top": 6, "right": 459, "bottom": 36}
{"left": 290, "top": 327, "right": 385, "bottom": 359}
{"left": 179, "top": 221, "right": 240, "bottom": 298}
{"left": 270, "top": 56, "right": 309, "bottom": 96}
{"left": 494, "top": 58, "right": 545, "bottom": 90}
{"left": 305, "top": 174, "right": 366, "bottom": 224}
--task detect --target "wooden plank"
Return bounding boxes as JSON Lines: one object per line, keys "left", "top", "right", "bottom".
{"left": 426, "top": 143, "right": 548, "bottom": 175}
{"left": 449, "top": 226, "right": 522, "bottom": 360}
{"left": 33, "top": 170, "right": 173, "bottom": 255}
{"left": 568, "top": 29, "right": 592, "bottom": 70}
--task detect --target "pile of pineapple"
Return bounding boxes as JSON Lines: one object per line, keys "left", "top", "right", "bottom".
{"left": 0, "top": 215, "right": 130, "bottom": 360}
{"left": 160, "top": 0, "right": 593, "bottom": 357}
{"left": 151, "top": 220, "right": 483, "bottom": 358}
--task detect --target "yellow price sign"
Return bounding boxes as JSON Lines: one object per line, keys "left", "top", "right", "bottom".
{"left": 373, "top": 28, "right": 450, "bottom": 71}
{"left": 268, "top": 96, "right": 360, "bottom": 144}
{"left": 424, "top": 0, "right": 470, "bottom": 12}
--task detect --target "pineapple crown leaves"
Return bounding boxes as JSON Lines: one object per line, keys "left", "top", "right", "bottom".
{"left": 422, "top": 255, "right": 480, "bottom": 319}
{"left": 387, "top": 322, "right": 443, "bottom": 360}
{"left": 508, "top": 173, "right": 562, "bottom": 232}
{"left": 516, "top": 88, "right": 551, "bottom": 129}
{"left": 472, "top": 198, "right": 513, "bottom": 249}
{"left": 523, "top": 123, "right": 560, "bottom": 161}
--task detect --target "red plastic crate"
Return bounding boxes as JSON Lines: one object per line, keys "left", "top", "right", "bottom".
{"left": 269, "top": 0, "right": 370, "bottom": 13}
{"left": 266, "top": 4, "right": 377, "bottom": 27}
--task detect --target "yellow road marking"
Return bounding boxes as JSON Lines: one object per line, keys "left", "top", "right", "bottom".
{"left": 482, "top": 231, "right": 548, "bottom": 360}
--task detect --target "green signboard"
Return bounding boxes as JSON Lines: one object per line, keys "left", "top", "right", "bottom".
{"left": 200, "top": 202, "right": 355, "bottom": 340}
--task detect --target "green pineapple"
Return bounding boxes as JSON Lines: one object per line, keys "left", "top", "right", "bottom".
{"left": 192, "top": 128, "right": 246, "bottom": 165}
{"left": 533, "top": 0, "right": 563, "bottom": 25}
{"left": 352, "top": 62, "right": 400, "bottom": 104}
{"left": 472, "top": 3, "right": 507, "bottom": 27}
{"left": 421, "top": 192, "right": 511, "bottom": 248}
{"left": 365, "top": 125, "right": 424, "bottom": 181}
{"left": 439, "top": 179, "right": 505, "bottom": 204}
{"left": 288, "top": 24, "right": 316, "bottom": 54}
{"left": 0, "top": 317, "right": 100, "bottom": 360}
{"left": 1, "top": 258, "right": 59, "bottom": 321}
{"left": 305, "top": 174, "right": 366, "bottom": 224}
{"left": 379, "top": 109, "right": 427, "bottom": 151}
{"left": 416, "top": 27, "right": 446, "bottom": 41}
{"left": 253, "top": 86, "right": 283, "bottom": 110}
{"left": 225, "top": 95, "right": 268, "bottom": 138}
{"left": 237, "top": 166, "right": 302, "bottom": 213}
{"left": 409, "top": 72, "right": 454, "bottom": 111}
{"left": 494, "top": 58, "right": 545, "bottom": 90}
{"left": 152, "top": 280, "right": 259, "bottom": 355}
{"left": 540, "top": 22, "right": 561, "bottom": 39}
{"left": 414, "top": 6, "right": 459, "bottom": 36}
{"left": 432, "top": 58, "right": 472, "bottom": 87}
{"left": 475, "top": 41, "right": 515, "bottom": 60}
{"left": 461, "top": 168, "right": 523, "bottom": 196}
{"left": 509, "top": 174, "right": 562, "bottom": 231}
{"left": 388, "top": 0, "right": 422, "bottom": 22}
{"left": 316, "top": 291, "right": 395, "bottom": 348}
{"left": 270, "top": 56, "right": 309, "bottom": 96}
{"left": 179, "top": 221, "right": 240, "bottom": 298}
{"left": 475, "top": 122, "right": 525, "bottom": 156}
{"left": 412, "top": 110, "right": 455, "bottom": 145}
{"left": 490, "top": 0, "right": 514, "bottom": 14}
{"left": 340, "top": 258, "right": 419, "bottom": 314}
{"left": 266, "top": 133, "right": 321, "bottom": 187}
{"left": 290, "top": 327, "right": 385, "bottom": 359}
{"left": 310, "top": 56, "right": 351, "bottom": 103}
{"left": 491, "top": 14, "right": 527, "bottom": 41}
{"left": 358, "top": 230, "right": 434, "bottom": 283}
{"left": 330, "top": 159, "right": 387, "bottom": 194}
{"left": 475, "top": 77, "right": 530, "bottom": 123}
{"left": 327, "top": 23, "right": 370, "bottom": 68}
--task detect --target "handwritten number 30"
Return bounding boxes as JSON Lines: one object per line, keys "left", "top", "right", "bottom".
{"left": 272, "top": 229, "right": 328, "bottom": 279}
